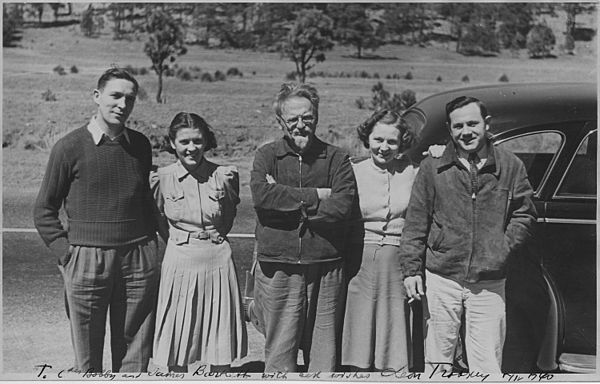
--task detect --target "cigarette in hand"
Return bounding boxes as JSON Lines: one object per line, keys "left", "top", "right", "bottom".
{"left": 408, "top": 298, "right": 415, "bottom": 304}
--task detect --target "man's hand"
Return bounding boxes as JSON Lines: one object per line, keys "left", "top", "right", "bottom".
{"left": 404, "top": 275, "right": 424, "bottom": 301}
{"left": 422, "top": 144, "right": 445, "bottom": 158}
{"left": 316, "top": 188, "right": 331, "bottom": 201}
{"left": 265, "top": 174, "right": 276, "bottom": 184}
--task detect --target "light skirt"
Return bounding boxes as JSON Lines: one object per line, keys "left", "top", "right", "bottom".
{"left": 342, "top": 243, "right": 410, "bottom": 370}
{"left": 153, "top": 238, "right": 248, "bottom": 367}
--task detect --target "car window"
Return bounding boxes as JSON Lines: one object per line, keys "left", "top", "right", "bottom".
{"left": 556, "top": 131, "right": 597, "bottom": 198}
{"left": 496, "top": 131, "right": 563, "bottom": 192}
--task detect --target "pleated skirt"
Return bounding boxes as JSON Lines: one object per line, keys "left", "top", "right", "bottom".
{"left": 342, "top": 243, "right": 410, "bottom": 370}
{"left": 153, "top": 238, "right": 248, "bottom": 367}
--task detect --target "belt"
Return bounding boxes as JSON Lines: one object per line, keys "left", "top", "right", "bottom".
{"left": 169, "top": 227, "right": 225, "bottom": 245}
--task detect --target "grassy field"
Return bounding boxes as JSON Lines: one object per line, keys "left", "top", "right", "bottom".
{"left": 3, "top": 24, "right": 597, "bottom": 229}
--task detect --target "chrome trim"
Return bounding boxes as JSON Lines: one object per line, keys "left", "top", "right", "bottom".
{"left": 494, "top": 130, "right": 566, "bottom": 198}
{"left": 553, "top": 128, "right": 597, "bottom": 199}
{"left": 543, "top": 218, "right": 596, "bottom": 225}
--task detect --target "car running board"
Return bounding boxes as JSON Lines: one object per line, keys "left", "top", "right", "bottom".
{"left": 558, "top": 353, "right": 596, "bottom": 373}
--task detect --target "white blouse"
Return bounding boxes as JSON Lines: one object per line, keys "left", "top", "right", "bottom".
{"left": 352, "top": 156, "right": 418, "bottom": 246}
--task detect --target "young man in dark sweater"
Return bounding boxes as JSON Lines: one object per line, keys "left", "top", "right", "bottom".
{"left": 34, "top": 68, "right": 159, "bottom": 373}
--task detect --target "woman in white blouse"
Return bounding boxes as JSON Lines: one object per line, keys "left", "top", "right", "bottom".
{"left": 342, "top": 109, "right": 430, "bottom": 371}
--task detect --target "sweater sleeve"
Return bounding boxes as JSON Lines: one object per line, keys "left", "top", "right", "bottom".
{"left": 33, "top": 140, "right": 72, "bottom": 257}
{"left": 150, "top": 171, "right": 169, "bottom": 243}
{"left": 399, "top": 158, "right": 435, "bottom": 278}
{"left": 250, "top": 145, "right": 320, "bottom": 212}
{"left": 308, "top": 153, "right": 356, "bottom": 222}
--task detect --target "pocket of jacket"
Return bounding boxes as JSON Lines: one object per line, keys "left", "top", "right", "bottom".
{"left": 428, "top": 221, "right": 445, "bottom": 251}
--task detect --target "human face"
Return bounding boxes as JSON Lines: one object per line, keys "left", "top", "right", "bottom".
{"left": 279, "top": 96, "right": 317, "bottom": 153}
{"left": 369, "top": 122, "right": 401, "bottom": 168}
{"left": 448, "top": 102, "right": 489, "bottom": 155}
{"left": 93, "top": 78, "right": 137, "bottom": 130}
{"left": 170, "top": 128, "right": 206, "bottom": 169}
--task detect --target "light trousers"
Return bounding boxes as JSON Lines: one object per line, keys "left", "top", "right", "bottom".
{"left": 254, "top": 260, "right": 344, "bottom": 372}
{"left": 59, "top": 237, "right": 160, "bottom": 372}
{"left": 423, "top": 270, "right": 506, "bottom": 373}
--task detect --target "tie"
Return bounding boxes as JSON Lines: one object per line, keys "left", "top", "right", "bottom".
{"left": 468, "top": 153, "right": 478, "bottom": 200}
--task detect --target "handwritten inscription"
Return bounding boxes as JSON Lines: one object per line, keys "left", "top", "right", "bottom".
{"left": 35, "top": 362, "right": 560, "bottom": 381}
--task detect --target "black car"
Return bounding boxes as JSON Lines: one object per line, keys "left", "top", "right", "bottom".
{"left": 403, "top": 83, "right": 597, "bottom": 373}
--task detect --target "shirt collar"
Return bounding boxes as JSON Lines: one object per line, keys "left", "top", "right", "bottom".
{"left": 275, "top": 136, "right": 328, "bottom": 159}
{"left": 438, "top": 141, "right": 498, "bottom": 175}
{"left": 175, "top": 158, "right": 215, "bottom": 181}
{"left": 87, "top": 116, "right": 130, "bottom": 145}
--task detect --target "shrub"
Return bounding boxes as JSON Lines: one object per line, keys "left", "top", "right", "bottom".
{"left": 399, "top": 89, "right": 417, "bottom": 109}
{"left": 53, "top": 65, "right": 66, "bottom": 76}
{"left": 367, "top": 82, "right": 416, "bottom": 114}
{"left": 137, "top": 86, "right": 148, "bottom": 101}
{"left": 404, "top": 71, "right": 413, "bottom": 80}
{"left": 226, "top": 67, "right": 243, "bottom": 77}
{"left": 70, "top": 65, "right": 78, "bottom": 74}
{"left": 462, "top": 75, "right": 470, "bottom": 83}
{"left": 139, "top": 67, "right": 149, "bottom": 75}
{"left": 436, "top": 75, "right": 443, "bottom": 82}
{"left": 460, "top": 22, "right": 500, "bottom": 56}
{"left": 201, "top": 73, "right": 214, "bottom": 82}
{"left": 41, "top": 89, "right": 57, "bottom": 102}
{"left": 125, "top": 65, "right": 138, "bottom": 75}
{"left": 527, "top": 24, "right": 556, "bottom": 58}
{"left": 285, "top": 71, "right": 297, "bottom": 80}
{"left": 164, "top": 67, "right": 175, "bottom": 77}
{"left": 355, "top": 97, "right": 367, "bottom": 109}
{"left": 358, "top": 70, "right": 370, "bottom": 78}
{"left": 177, "top": 69, "right": 192, "bottom": 81}
{"left": 214, "top": 70, "right": 226, "bottom": 81}
{"left": 498, "top": 73, "right": 509, "bottom": 82}
{"left": 373, "top": 73, "right": 380, "bottom": 79}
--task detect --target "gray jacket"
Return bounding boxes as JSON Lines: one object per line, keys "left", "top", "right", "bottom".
{"left": 399, "top": 142, "right": 537, "bottom": 283}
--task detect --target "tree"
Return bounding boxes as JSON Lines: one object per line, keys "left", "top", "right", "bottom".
{"left": 143, "top": 10, "right": 187, "bottom": 103}
{"left": 562, "top": 3, "right": 596, "bottom": 54}
{"left": 30, "top": 3, "right": 44, "bottom": 24}
{"left": 279, "top": 9, "right": 334, "bottom": 83}
{"left": 80, "top": 5, "right": 103, "bottom": 38}
{"left": 48, "top": 3, "right": 67, "bottom": 21}
{"left": 329, "top": 4, "right": 385, "bottom": 58}
{"left": 3, "top": 4, "right": 23, "bottom": 47}
{"left": 460, "top": 20, "right": 500, "bottom": 56}
{"left": 527, "top": 24, "right": 556, "bottom": 58}
{"left": 497, "top": 3, "right": 534, "bottom": 51}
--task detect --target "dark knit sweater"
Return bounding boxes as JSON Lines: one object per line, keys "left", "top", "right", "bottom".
{"left": 34, "top": 126, "right": 156, "bottom": 248}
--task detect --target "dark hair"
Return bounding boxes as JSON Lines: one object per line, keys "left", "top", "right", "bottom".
{"left": 445, "top": 96, "right": 488, "bottom": 124}
{"left": 356, "top": 109, "right": 415, "bottom": 152}
{"left": 273, "top": 82, "right": 319, "bottom": 123}
{"left": 166, "top": 112, "right": 217, "bottom": 153}
{"left": 97, "top": 67, "right": 139, "bottom": 94}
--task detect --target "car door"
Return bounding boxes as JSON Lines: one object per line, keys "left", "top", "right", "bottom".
{"left": 541, "top": 127, "right": 596, "bottom": 363}
{"left": 496, "top": 123, "right": 596, "bottom": 372}
{"left": 495, "top": 127, "right": 564, "bottom": 373}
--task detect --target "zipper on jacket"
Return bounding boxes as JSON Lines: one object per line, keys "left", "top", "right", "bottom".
{"left": 465, "top": 166, "right": 477, "bottom": 281}
{"left": 298, "top": 154, "right": 303, "bottom": 263}
{"left": 504, "top": 190, "right": 513, "bottom": 230}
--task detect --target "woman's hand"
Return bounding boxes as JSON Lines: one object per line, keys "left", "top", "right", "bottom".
{"left": 422, "top": 144, "right": 445, "bottom": 158}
